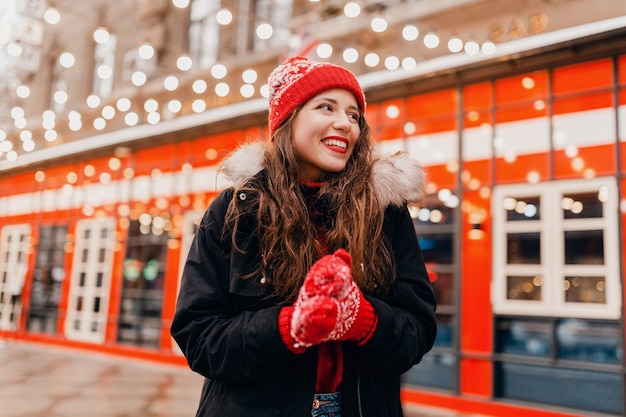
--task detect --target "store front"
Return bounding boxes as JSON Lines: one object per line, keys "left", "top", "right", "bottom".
{"left": 1, "top": 26, "right": 625, "bottom": 417}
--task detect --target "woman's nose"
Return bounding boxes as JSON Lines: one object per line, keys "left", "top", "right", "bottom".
{"left": 333, "top": 113, "right": 352, "bottom": 131}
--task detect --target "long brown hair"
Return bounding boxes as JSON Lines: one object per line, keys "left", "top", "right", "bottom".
{"left": 226, "top": 110, "right": 395, "bottom": 302}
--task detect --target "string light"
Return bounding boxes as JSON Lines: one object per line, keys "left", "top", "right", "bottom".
{"left": 343, "top": 48, "right": 359, "bottom": 64}
{"left": 344, "top": 3, "right": 360, "bottom": 18}
{"left": 316, "top": 43, "right": 333, "bottom": 59}
{"left": 172, "top": 0, "right": 190, "bottom": 8}
{"left": 424, "top": 32, "right": 440, "bottom": 48}
{"left": 0, "top": 2, "right": 502, "bottom": 163}
{"left": 464, "top": 41, "right": 480, "bottom": 55}
{"left": 86, "top": 95, "right": 101, "bottom": 108}
{"left": 163, "top": 75, "right": 179, "bottom": 91}
{"left": 176, "top": 55, "right": 193, "bottom": 71}
{"left": 210, "top": 64, "right": 227, "bottom": 79}
{"left": 116, "top": 98, "right": 131, "bottom": 112}
{"left": 402, "top": 25, "right": 419, "bottom": 41}
{"left": 93, "top": 27, "right": 110, "bottom": 44}
{"left": 370, "top": 17, "right": 388, "bottom": 33}
{"left": 16, "top": 85, "right": 30, "bottom": 98}
{"left": 192, "top": 79, "right": 207, "bottom": 94}
{"left": 44, "top": 7, "right": 61, "bottom": 24}
{"left": 241, "top": 69, "right": 258, "bottom": 84}
{"left": 168, "top": 100, "right": 182, "bottom": 113}
{"left": 138, "top": 44, "right": 155, "bottom": 60}
{"left": 216, "top": 9, "right": 233, "bottom": 25}
{"left": 256, "top": 23, "right": 273, "bottom": 40}
{"left": 448, "top": 36, "right": 463, "bottom": 53}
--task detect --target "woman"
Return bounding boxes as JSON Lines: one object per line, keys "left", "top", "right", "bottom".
{"left": 171, "top": 56, "right": 437, "bottom": 417}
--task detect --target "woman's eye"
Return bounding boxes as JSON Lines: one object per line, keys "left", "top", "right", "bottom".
{"left": 319, "top": 103, "right": 333, "bottom": 111}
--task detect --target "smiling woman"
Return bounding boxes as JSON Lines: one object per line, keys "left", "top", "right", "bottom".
{"left": 170, "top": 56, "right": 437, "bottom": 417}
{"left": 291, "top": 89, "right": 360, "bottom": 181}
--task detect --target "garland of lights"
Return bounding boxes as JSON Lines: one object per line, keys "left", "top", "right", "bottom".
{"left": 0, "top": 0, "right": 496, "bottom": 163}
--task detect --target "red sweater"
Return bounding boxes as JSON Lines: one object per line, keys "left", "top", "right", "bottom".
{"left": 277, "top": 181, "right": 378, "bottom": 392}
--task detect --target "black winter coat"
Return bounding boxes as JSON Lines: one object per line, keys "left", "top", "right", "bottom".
{"left": 171, "top": 154, "right": 437, "bottom": 417}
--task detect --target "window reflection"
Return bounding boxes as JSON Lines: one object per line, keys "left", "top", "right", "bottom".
{"left": 27, "top": 225, "right": 66, "bottom": 334}
{"left": 562, "top": 191, "right": 604, "bottom": 219}
{"left": 564, "top": 276, "right": 606, "bottom": 304}
{"left": 507, "top": 232, "right": 540, "bottom": 264}
{"left": 419, "top": 234, "right": 453, "bottom": 264}
{"left": 189, "top": 0, "right": 220, "bottom": 68}
{"left": 496, "top": 318, "right": 551, "bottom": 357}
{"left": 557, "top": 319, "right": 621, "bottom": 364}
{"left": 564, "top": 230, "right": 603, "bottom": 265}
{"left": 432, "top": 313, "right": 454, "bottom": 348}
{"left": 117, "top": 218, "right": 167, "bottom": 348}
{"left": 430, "top": 271, "right": 454, "bottom": 306}
{"left": 507, "top": 275, "right": 542, "bottom": 301}
{"left": 496, "top": 317, "right": 622, "bottom": 365}
{"left": 410, "top": 194, "right": 457, "bottom": 390}
{"left": 504, "top": 196, "right": 540, "bottom": 221}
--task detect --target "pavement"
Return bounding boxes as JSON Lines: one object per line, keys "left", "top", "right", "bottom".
{"left": 0, "top": 339, "right": 473, "bottom": 417}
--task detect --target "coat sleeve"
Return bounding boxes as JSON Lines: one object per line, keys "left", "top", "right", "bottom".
{"left": 170, "top": 189, "right": 303, "bottom": 384}
{"left": 355, "top": 204, "right": 437, "bottom": 375}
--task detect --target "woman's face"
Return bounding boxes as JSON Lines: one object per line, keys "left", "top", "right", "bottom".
{"left": 291, "top": 88, "right": 362, "bottom": 181}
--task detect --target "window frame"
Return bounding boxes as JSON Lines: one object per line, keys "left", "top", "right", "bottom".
{"left": 0, "top": 224, "right": 31, "bottom": 331}
{"left": 492, "top": 177, "right": 621, "bottom": 319}
{"left": 65, "top": 218, "right": 115, "bottom": 343}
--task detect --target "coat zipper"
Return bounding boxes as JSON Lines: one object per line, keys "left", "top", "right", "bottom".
{"left": 356, "top": 370, "right": 364, "bottom": 417}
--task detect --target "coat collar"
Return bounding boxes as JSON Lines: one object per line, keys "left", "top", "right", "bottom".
{"left": 220, "top": 142, "right": 425, "bottom": 207}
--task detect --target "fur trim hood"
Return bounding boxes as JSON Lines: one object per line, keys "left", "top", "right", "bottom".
{"left": 220, "top": 142, "right": 425, "bottom": 207}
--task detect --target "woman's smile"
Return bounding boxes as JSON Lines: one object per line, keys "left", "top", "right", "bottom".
{"left": 321, "top": 136, "right": 349, "bottom": 153}
{"left": 291, "top": 88, "right": 361, "bottom": 181}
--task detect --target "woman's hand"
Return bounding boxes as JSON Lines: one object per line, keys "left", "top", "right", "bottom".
{"left": 289, "top": 249, "right": 377, "bottom": 347}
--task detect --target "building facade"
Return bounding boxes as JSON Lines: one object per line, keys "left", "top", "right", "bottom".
{"left": 0, "top": 0, "right": 625, "bottom": 416}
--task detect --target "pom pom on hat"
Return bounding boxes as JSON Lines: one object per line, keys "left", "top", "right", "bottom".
{"left": 267, "top": 56, "right": 366, "bottom": 136}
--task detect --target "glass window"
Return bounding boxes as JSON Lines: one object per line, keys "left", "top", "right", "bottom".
{"left": 495, "top": 318, "right": 551, "bottom": 357}
{"left": 0, "top": 224, "right": 31, "bottom": 331}
{"left": 495, "top": 361, "right": 622, "bottom": 415}
{"left": 419, "top": 233, "right": 453, "bottom": 264}
{"left": 376, "top": 98, "right": 405, "bottom": 141}
{"left": 66, "top": 218, "right": 115, "bottom": 343}
{"left": 552, "top": 59, "right": 616, "bottom": 178}
{"left": 494, "top": 71, "right": 550, "bottom": 184}
{"left": 620, "top": 89, "right": 626, "bottom": 173}
{"left": 188, "top": 0, "right": 220, "bottom": 69}
{"left": 27, "top": 225, "right": 67, "bottom": 334}
{"left": 462, "top": 82, "right": 493, "bottom": 189}
{"left": 252, "top": 0, "right": 293, "bottom": 51}
{"left": 495, "top": 316, "right": 623, "bottom": 414}
{"left": 507, "top": 232, "right": 540, "bottom": 264}
{"left": 504, "top": 196, "right": 540, "bottom": 221}
{"left": 562, "top": 191, "right": 603, "bottom": 219}
{"left": 402, "top": 352, "right": 457, "bottom": 391}
{"left": 408, "top": 194, "right": 458, "bottom": 390}
{"left": 117, "top": 218, "right": 168, "bottom": 348}
{"left": 506, "top": 274, "right": 542, "bottom": 301}
{"left": 563, "top": 230, "right": 603, "bottom": 265}
{"left": 492, "top": 178, "right": 620, "bottom": 319}
{"left": 49, "top": 59, "right": 66, "bottom": 114}
{"left": 494, "top": 109, "right": 550, "bottom": 184}
{"left": 556, "top": 319, "right": 621, "bottom": 364}
{"left": 553, "top": 59, "right": 613, "bottom": 96}
{"left": 92, "top": 33, "right": 116, "bottom": 98}
{"left": 563, "top": 276, "right": 606, "bottom": 304}
{"left": 405, "top": 89, "right": 460, "bottom": 191}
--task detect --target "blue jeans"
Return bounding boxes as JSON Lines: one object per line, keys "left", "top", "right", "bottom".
{"left": 311, "top": 392, "right": 342, "bottom": 417}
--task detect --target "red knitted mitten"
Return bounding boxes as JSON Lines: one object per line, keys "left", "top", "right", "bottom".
{"left": 290, "top": 249, "right": 377, "bottom": 348}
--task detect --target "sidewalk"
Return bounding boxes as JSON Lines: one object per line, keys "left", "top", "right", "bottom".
{"left": 0, "top": 339, "right": 473, "bottom": 417}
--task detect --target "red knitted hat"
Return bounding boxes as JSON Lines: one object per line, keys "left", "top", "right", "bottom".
{"left": 267, "top": 56, "right": 366, "bottom": 136}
